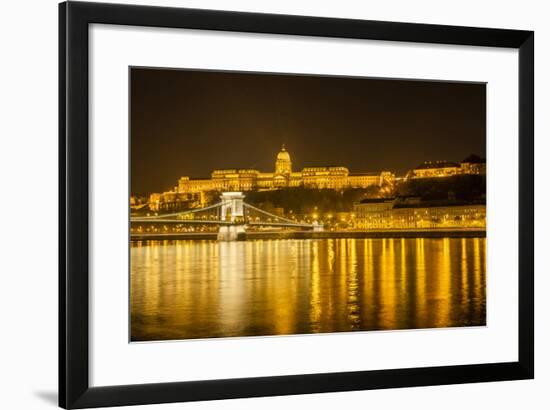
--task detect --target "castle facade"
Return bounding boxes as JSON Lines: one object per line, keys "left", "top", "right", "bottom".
{"left": 176, "top": 145, "right": 395, "bottom": 194}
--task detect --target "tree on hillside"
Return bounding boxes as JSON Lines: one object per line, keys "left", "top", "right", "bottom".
{"left": 396, "top": 175, "right": 486, "bottom": 201}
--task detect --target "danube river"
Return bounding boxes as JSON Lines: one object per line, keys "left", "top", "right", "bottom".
{"left": 130, "top": 237, "right": 486, "bottom": 341}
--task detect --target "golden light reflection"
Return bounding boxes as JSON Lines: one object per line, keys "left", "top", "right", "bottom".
{"left": 472, "top": 238, "right": 485, "bottom": 316}
{"left": 435, "top": 238, "right": 452, "bottom": 327}
{"left": 346, "top": 239, "right": 360, "bottom": 328}
{"left": 461, "top": 238, "right": 469, "bottom": 308}
{"left": 379, "top": 239, "right": 397, "bottom": 328}
{"left": 130, "top": 237, "right": 486, "bottom": 341}
{"left": 414, "top": 238, "right": 427, "bottom": 328}
{"left": 309, "top": 241, "right": 322, "bottom": 331}
{"left": 474, "top": 238, "right": 482, "bottom": 295}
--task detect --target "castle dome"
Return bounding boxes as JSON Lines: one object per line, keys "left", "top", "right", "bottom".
{"left": 276, "top": 145, "right": 291, "bottom": 162}
{"left": 275, "top": 144, "right": 292, "bottom": 175}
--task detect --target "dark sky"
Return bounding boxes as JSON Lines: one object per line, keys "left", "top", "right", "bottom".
{"left": 131, "top": 68, "right": 485, "bottom": 194}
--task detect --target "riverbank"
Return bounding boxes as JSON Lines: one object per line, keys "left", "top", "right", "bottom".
{"left": 130, "top": 228, "right": 485, "bottom": 241}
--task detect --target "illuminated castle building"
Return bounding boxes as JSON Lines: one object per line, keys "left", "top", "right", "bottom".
{"left": 408, "top": 155, "right": 486, "bottom": 179}
{"left": 147, "top": 146, "right": 395, "bottom": 211}
{"left": 175, "top": 145, "right": 395, "bottom": 194}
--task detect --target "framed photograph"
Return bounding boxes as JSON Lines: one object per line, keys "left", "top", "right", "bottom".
{"left": 59, "top": 1, "right": 534, "bottom": 408}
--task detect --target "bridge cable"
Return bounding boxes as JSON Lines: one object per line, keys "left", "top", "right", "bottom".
{"left": 242, "top": 202, "right": 306, "bottom": 226}
{"left": 134, "top": 201, "right": 224, "bottom": 219}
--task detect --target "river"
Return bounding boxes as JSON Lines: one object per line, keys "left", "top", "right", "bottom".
{"left": 130, "top": 237, "right": 485, "bottom": 341}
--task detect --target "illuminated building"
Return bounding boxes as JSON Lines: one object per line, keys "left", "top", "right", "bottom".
{"left": 408, "top": 155, "right": 486, "bottom": 179}
{"left": 148, "top": 191, "right": 197, "bottom": 212}
{"left": 353, "top": 198, "right": 486, "bottom": 230}
{"left": 159, "top": 145, "right": 395, "bottom": 201}
{"left": 301, "top": 166, "right": 349, "bottom": 189}
{"left": 275, "top": 145, "right": 292, "bottom": 175}
{"left": 348, "top": 171, "right": 395, "bottom": 188}
{"left": 410, "top": 160, "right": 461, "bottom": 178}
{"left": 460, "top": 154, "right": 486, "bottom": 175}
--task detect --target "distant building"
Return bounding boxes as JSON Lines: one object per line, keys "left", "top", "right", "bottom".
{"left": 460, "top": 154, "right": 486, "bottom": 175}
{"left": 353, "top": 197, "right": 486, "bottom": 230}
{"left": 148, "top": 191, "right": 197, "bottom": 212}
{"left": 165, "top": 145, "right": 395, "bottom": 197}
{"left": 410, "top": 160, "right": 461, "bottom": 179}
{"left": 409, "top": 155, "right": 486, "bottom": 179}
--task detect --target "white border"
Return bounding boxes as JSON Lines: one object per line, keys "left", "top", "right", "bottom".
{"left": 90, "top": 24, "right": 518, "bottom": 387}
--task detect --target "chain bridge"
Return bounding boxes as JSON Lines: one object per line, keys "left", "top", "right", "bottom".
{"left": 131, "top": 192, "right": 323, "bottom": 241}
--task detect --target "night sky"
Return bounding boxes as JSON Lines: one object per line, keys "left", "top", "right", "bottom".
{"left": 131, "top": 68, "right": 485, "bottom": 194}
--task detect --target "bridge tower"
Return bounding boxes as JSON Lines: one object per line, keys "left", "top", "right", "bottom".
{"left": 218, "top": 192, "right": 247, "bottom": 241}
{"left": 219, "top": 192, "right": 245, "bottom": 222}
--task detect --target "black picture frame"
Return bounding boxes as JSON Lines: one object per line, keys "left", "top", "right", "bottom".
{"left": 59, "top": 1, "right": 534, "bottom": 408}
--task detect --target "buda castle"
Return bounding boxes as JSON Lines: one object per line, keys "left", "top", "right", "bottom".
{"left": 176, "top": 145, "right": 395, "bottom": 194}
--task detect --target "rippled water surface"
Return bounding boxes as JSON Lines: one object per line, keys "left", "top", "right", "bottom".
{"left": 130, "top": 238, "right": 486, "bottom": 341}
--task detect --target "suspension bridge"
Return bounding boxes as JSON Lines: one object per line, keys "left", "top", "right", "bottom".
{"left": 131, "top": 192, "right": 323, "bottom": 241}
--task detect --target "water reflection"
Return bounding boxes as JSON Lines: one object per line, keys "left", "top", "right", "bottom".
{"left": 130, "top": 238, "right": 486, "bottom": 341}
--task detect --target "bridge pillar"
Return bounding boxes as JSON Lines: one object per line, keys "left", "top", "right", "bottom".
{"left": 312, "top": 221, "right": 324, "bottom": 232}
{"left": 218, "top": 192, "right": 246, "bottom": 241}
{"left": 219, "top": 192, "right": 245, "bottom": 222}
{"left": 217, "top": 225, "right": 246, "bottom": 241}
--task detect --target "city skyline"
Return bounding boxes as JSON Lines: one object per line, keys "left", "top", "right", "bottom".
{"left": 130, "top": 68, "right": 486, "bottom": 194}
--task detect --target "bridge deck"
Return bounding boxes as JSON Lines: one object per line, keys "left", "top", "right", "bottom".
{"left": 130, "top": 218, "right": 313, "bottom": 228}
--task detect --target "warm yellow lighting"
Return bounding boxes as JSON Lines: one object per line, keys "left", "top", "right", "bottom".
{"left": 145, "top": 147, "right": 395, "bottom": 210}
